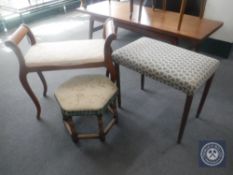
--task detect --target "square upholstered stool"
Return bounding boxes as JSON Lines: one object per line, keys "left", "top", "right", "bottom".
{"left": 55, "top": 75, "right": 118, "bottom": 143}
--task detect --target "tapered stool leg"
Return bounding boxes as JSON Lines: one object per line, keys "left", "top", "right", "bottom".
{"left": 177, "top": 95, "right": 193, "bottom": 144}
{"left": 196, "top": 75, "right": 214, "bottom": 118}
{"left": 141, "top": 74, "right": 145, "bottom": 90}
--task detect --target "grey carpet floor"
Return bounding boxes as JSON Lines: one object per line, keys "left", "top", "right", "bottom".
{"left": 0, "top": 10, "right": 233, "bottom": 175}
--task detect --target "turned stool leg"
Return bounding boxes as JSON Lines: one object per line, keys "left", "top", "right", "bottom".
{"left": 115, "top": 64, "right": 121, "bottom": 108}
{"left": 112, "top": 100, "right": 118, "bottom": 124}
{"left": 63, "top": 116, "right": 79, "bottom": 143}
{"left": 97, "top": 115, "right": 105, "bottom": 142}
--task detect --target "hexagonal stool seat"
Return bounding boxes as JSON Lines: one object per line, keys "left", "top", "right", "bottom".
{"left": 55, "top": 75, "right": 118, "bottom": 143}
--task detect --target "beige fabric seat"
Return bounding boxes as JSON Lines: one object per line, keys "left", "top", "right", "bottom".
{"left": 25, "top": 39, "right": 105, "bottom": 68}
{"left": 55, "top": 75, "right": 118, "bottom": 113}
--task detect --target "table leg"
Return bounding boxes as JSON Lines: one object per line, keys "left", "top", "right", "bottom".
{"left": 162, "top": 0, "right": 167, "bottom": 10}
{"left": 199, "top": 0, "right": 207, "bottom": 18}
{"left": 177, "top": 0, "right": 187, "bottom": 30}
{"left": 138, "top": 0, "right": 144, "bottom": 21}
{"left": 130, "top": 0, "right": 133, "bottom": 19}
{"left": 152, "top": 0, "right": 156, "bottom": 10}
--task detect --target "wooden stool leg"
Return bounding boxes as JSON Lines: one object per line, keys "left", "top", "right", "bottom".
{"left": 63, "top": 116, "right": 79, "bottom": 143}
{"left": 177, "top": 95, "right": 193, "bottom": 144}
{"left": 106, "top": 69, "right": 110, "bottom": 77}
{"left": 19, "top": 72, "right": 41, "bottom": 120}
{"left": 115, "top": 64, "right": 121, "bottom": 108}
{"left": 89, "top": 18, "right": 94, "bottom": 39}
{"left": 196, "top": 75, "right": 214, "bottom": 118}
{"left": 37, "top": 71, "right": 48, "bottom": 97}
{"left": 141, "top": 74, "right": 145, "bottom": 90}
{"left": 97, "top": 115, "right": 105, "bottom": 142}
{"left": 112, "top": 100, "right": 118, "bottom": 124}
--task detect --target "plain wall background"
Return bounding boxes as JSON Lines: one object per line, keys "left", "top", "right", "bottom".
{"left": 205, "top": 0, "right": 233, "bottom": 43}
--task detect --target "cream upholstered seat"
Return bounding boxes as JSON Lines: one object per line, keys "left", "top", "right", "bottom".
{"left": 25, "top": 39, "right": 105, "bottom": 68}
{"left": 55, "top": 75, "right": 118, "bottom": 114}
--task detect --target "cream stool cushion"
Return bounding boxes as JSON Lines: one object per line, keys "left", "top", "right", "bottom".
{"left": 25, "top": 39, "right": 105, "bottom": 68}
{"left": 55, "top": 75, "right": 117, "bottom": 115}
{"left": 112, "top": 37, "right": 220, "bottom": 95}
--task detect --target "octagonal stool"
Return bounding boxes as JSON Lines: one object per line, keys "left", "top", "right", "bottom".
{"left": 55, "top": 75, "right": 118, "bottom": 143}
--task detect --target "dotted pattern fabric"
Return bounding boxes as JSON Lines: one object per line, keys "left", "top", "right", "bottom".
{"left": 112, "top": 37, "right": 220, "bottom": 95}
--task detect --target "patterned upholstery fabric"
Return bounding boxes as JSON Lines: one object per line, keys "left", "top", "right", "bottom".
{"left": 25, "top": 39, "right": 105, "bottom": 68}
{"left": 55, "top": 75, "right": 118, "bottom": 116}
{"left": 112, "top": 37, "right": 220, "bottom": 95}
